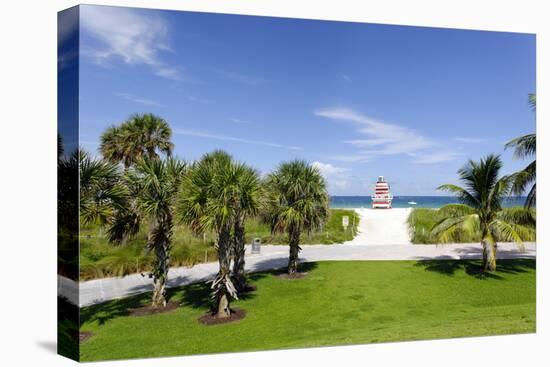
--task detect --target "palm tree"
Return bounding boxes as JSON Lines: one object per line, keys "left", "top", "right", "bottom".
{"left": 178, "top": 151, "right": 261, "bottom": 316}
{"left": 432, "top": 154, "right": 535, "bottom": 272}
{"left": 178, "top": 151, "right": 236, "bottom": 318}
{"left": 100, "top": 113, "right": 174, "bottom": 168}
{"left": 264, "top": 160, "right": 329, "bottom": 275}
{"left": 505, "top": 93, "right": 536, "bottom": 209}
{"left": 107, "top": 157, "right": 186, "bottom": 308}
{"left": 79, "top": 150, "right": 128, "bottom": 226}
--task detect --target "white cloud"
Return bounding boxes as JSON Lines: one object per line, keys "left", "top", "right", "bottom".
{"left": 312, "top": 161, "right": 349, "bottom": 176}
{"left": 115, "top": 92, "right": 163, "bottom": 107}
{"left": 316, "top": 107, "right": 433, "bottom": 156}
{"left": 80, "top": 6, "right": 182, "bottom": 80}
{"left": 230, "top": 118, "right": 252, "bottom": 125}
{"left": 174, "top": 128, "right": 301, "bottom": 151}
{"left": 454, "top": 137, "right": 486, "bottom": 143}
{"left": 315, "top": 107, "right": 461, "bottom": 164}
{"left": 312, "top": 161, "right": 351, "bottom": 191}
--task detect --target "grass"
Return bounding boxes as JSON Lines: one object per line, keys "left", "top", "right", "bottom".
{"left": 407, "top": 208, "right": 536, "bottom": 244}
{"left": 80, "top": 209, "right": 359, "bottom": 280}
{"left": 80, "top": 259, "right": 535, "bottom": 361}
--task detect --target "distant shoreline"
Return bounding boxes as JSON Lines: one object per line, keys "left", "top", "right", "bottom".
{"left": 330, "top": 195, "right": 529, "bottom": 209}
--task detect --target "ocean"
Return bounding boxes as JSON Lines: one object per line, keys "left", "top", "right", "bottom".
{"left": 330, "top": 196, "right": 528, "bottom": 209}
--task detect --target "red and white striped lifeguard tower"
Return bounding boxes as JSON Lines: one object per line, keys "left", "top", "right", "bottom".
{"left": 371, "top": 176, "right": 393, "bottom": 209}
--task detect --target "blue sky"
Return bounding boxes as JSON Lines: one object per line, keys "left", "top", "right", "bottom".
{"left": 76, "top": 5, "right": 536, "bottom": 195}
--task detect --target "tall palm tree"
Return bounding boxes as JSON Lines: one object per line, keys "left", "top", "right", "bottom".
{"left": 432, "top": 154, "right": 535, "bottom": 272}
{"left": 107, "top": 157, "right": 186, "bottom": 308}
{"left": 178, "top": 151, "right": 237, "bottom": 318}
{"left": 100, "top": 113, "right": 174, "bottom": 168}
{"left": 79, "top": 150, "right": 128, "bottom": 226}
{"left": 230, "top": 164, "right": 262, "bottom": 292}
{"left": 505, "top": 93, "right": 536, "bottom": 209}
{"left": 264, "top": 160, "right": 329, "bottom": 275}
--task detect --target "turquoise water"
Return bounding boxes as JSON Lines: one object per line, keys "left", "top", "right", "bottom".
{"left": 330, "top": 196, "right": 528, "bottom": 209}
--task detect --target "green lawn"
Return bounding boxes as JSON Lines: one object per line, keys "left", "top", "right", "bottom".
{"left": 407, "top": 208, "right": 536, "bottom": 244}
{"left": 79, "top": 209, "right": 358, "bottom": 280}
{"left": 80, "top": 259, "right": 536, "bottom": 361}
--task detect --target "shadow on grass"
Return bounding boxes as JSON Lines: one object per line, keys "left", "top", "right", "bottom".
{"left": 80, "top": 292, "right": 149, "bottom": 326}
{"left": 415, "top": 258, "right": 536, "bottom": 279}
{"left": 80, "top": 260, "right": 321, "bottom": 326}
{"left": 81, "top": 270, "right": 273, "bottom": 326}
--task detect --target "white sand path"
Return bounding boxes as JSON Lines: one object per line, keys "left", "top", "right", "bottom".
{"left": 344, "top": 208, "right": 412, "bottom": 245}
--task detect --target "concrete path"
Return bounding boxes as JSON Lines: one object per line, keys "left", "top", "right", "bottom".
{"left": 64, "top": 241, "right": 536, "bottom": 307}
{"left": 345, "top": 208, "right": 412, "bottom": 245}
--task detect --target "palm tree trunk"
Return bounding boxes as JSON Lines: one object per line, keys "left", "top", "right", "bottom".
{"left": 481, "top": 240, "right": 488, "bottom": 269}
{"left": 485, "top": 242, "right": 497, "bottom": 272}
{"left": 232, "top": 216, "right": 247, "bottom": 291}
{"left": 288, "top": 226, "right": 301, "bottom": 274}
{"left": 150, "top": 218, "right": 172, "bottom": 308}
{"left": 214, "top": 225, "right": 234, "bottom": 318}
{"left": 152, "top": 275, "right": 167, "bottom": 308}
{"left": 151, "top": 241, "right": 170, "bottom": 308}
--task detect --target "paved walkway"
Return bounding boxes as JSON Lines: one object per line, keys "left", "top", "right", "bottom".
{"left": 64, "top": 242, "right": 536, "bottom": 307}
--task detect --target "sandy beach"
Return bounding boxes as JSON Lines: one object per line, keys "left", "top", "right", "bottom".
{"left": 344, "top": 208, "right": 412, "bottom": 246}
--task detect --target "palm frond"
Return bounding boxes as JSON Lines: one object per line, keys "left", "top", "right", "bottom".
{"left": 528, "top": 93, "right": 536, "bottom": 111}
{"left": 497, "top": 207, "right": 536, "bottom": 227}
{"left": 490, "top": 220, "right": 531, "bottom": 250}
{"left": 437, "top": 184, "right": 479, "bottom": 208}
{"left": 508, "top": 161, "right": 536, "bottom": 196}
{"left": 505, "top": 134, "right": 536, "bottom": 160}
{"left": 525, "top": 184, "right": 536, "bottom": 209}
{"left": 431, "top": 215, "right": 469, "bottom": 243}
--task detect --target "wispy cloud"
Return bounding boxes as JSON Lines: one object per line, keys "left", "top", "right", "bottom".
{"left": 115, "top": 92, "right": 163, "bottom": 107}
{"left": 80, "top": 6, "right": 182, "bottom": 80}
{"left": 312, "top": 161, "right": 351, "bottom": 190}
{"left": 315, "top": 107, "right": 460, "bottom": 164}
{"left": 230, "top": 118, "right": 252, "bottom": 125}
{"left": 341, "top": 74, "right": 352, "bottom": 82}
{"left": 454, "top": 137, "right": 486, "bottom": 144}
{"left": 174, "top": 128, "right": 301, "bottom": 151}
{"left": 316, "top": 107, "right": 433, "bottom": 155}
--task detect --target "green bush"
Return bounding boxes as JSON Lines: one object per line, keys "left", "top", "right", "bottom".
{"left": 244, "top": 209, "right": 359, "bottom": 245}
{"left": 79, "top": 223, "right": 217, "bottom": 280}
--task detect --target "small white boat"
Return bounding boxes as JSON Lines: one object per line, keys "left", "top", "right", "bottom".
{"left": 408, "top": 201, "right": 417, "bottom": 205}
